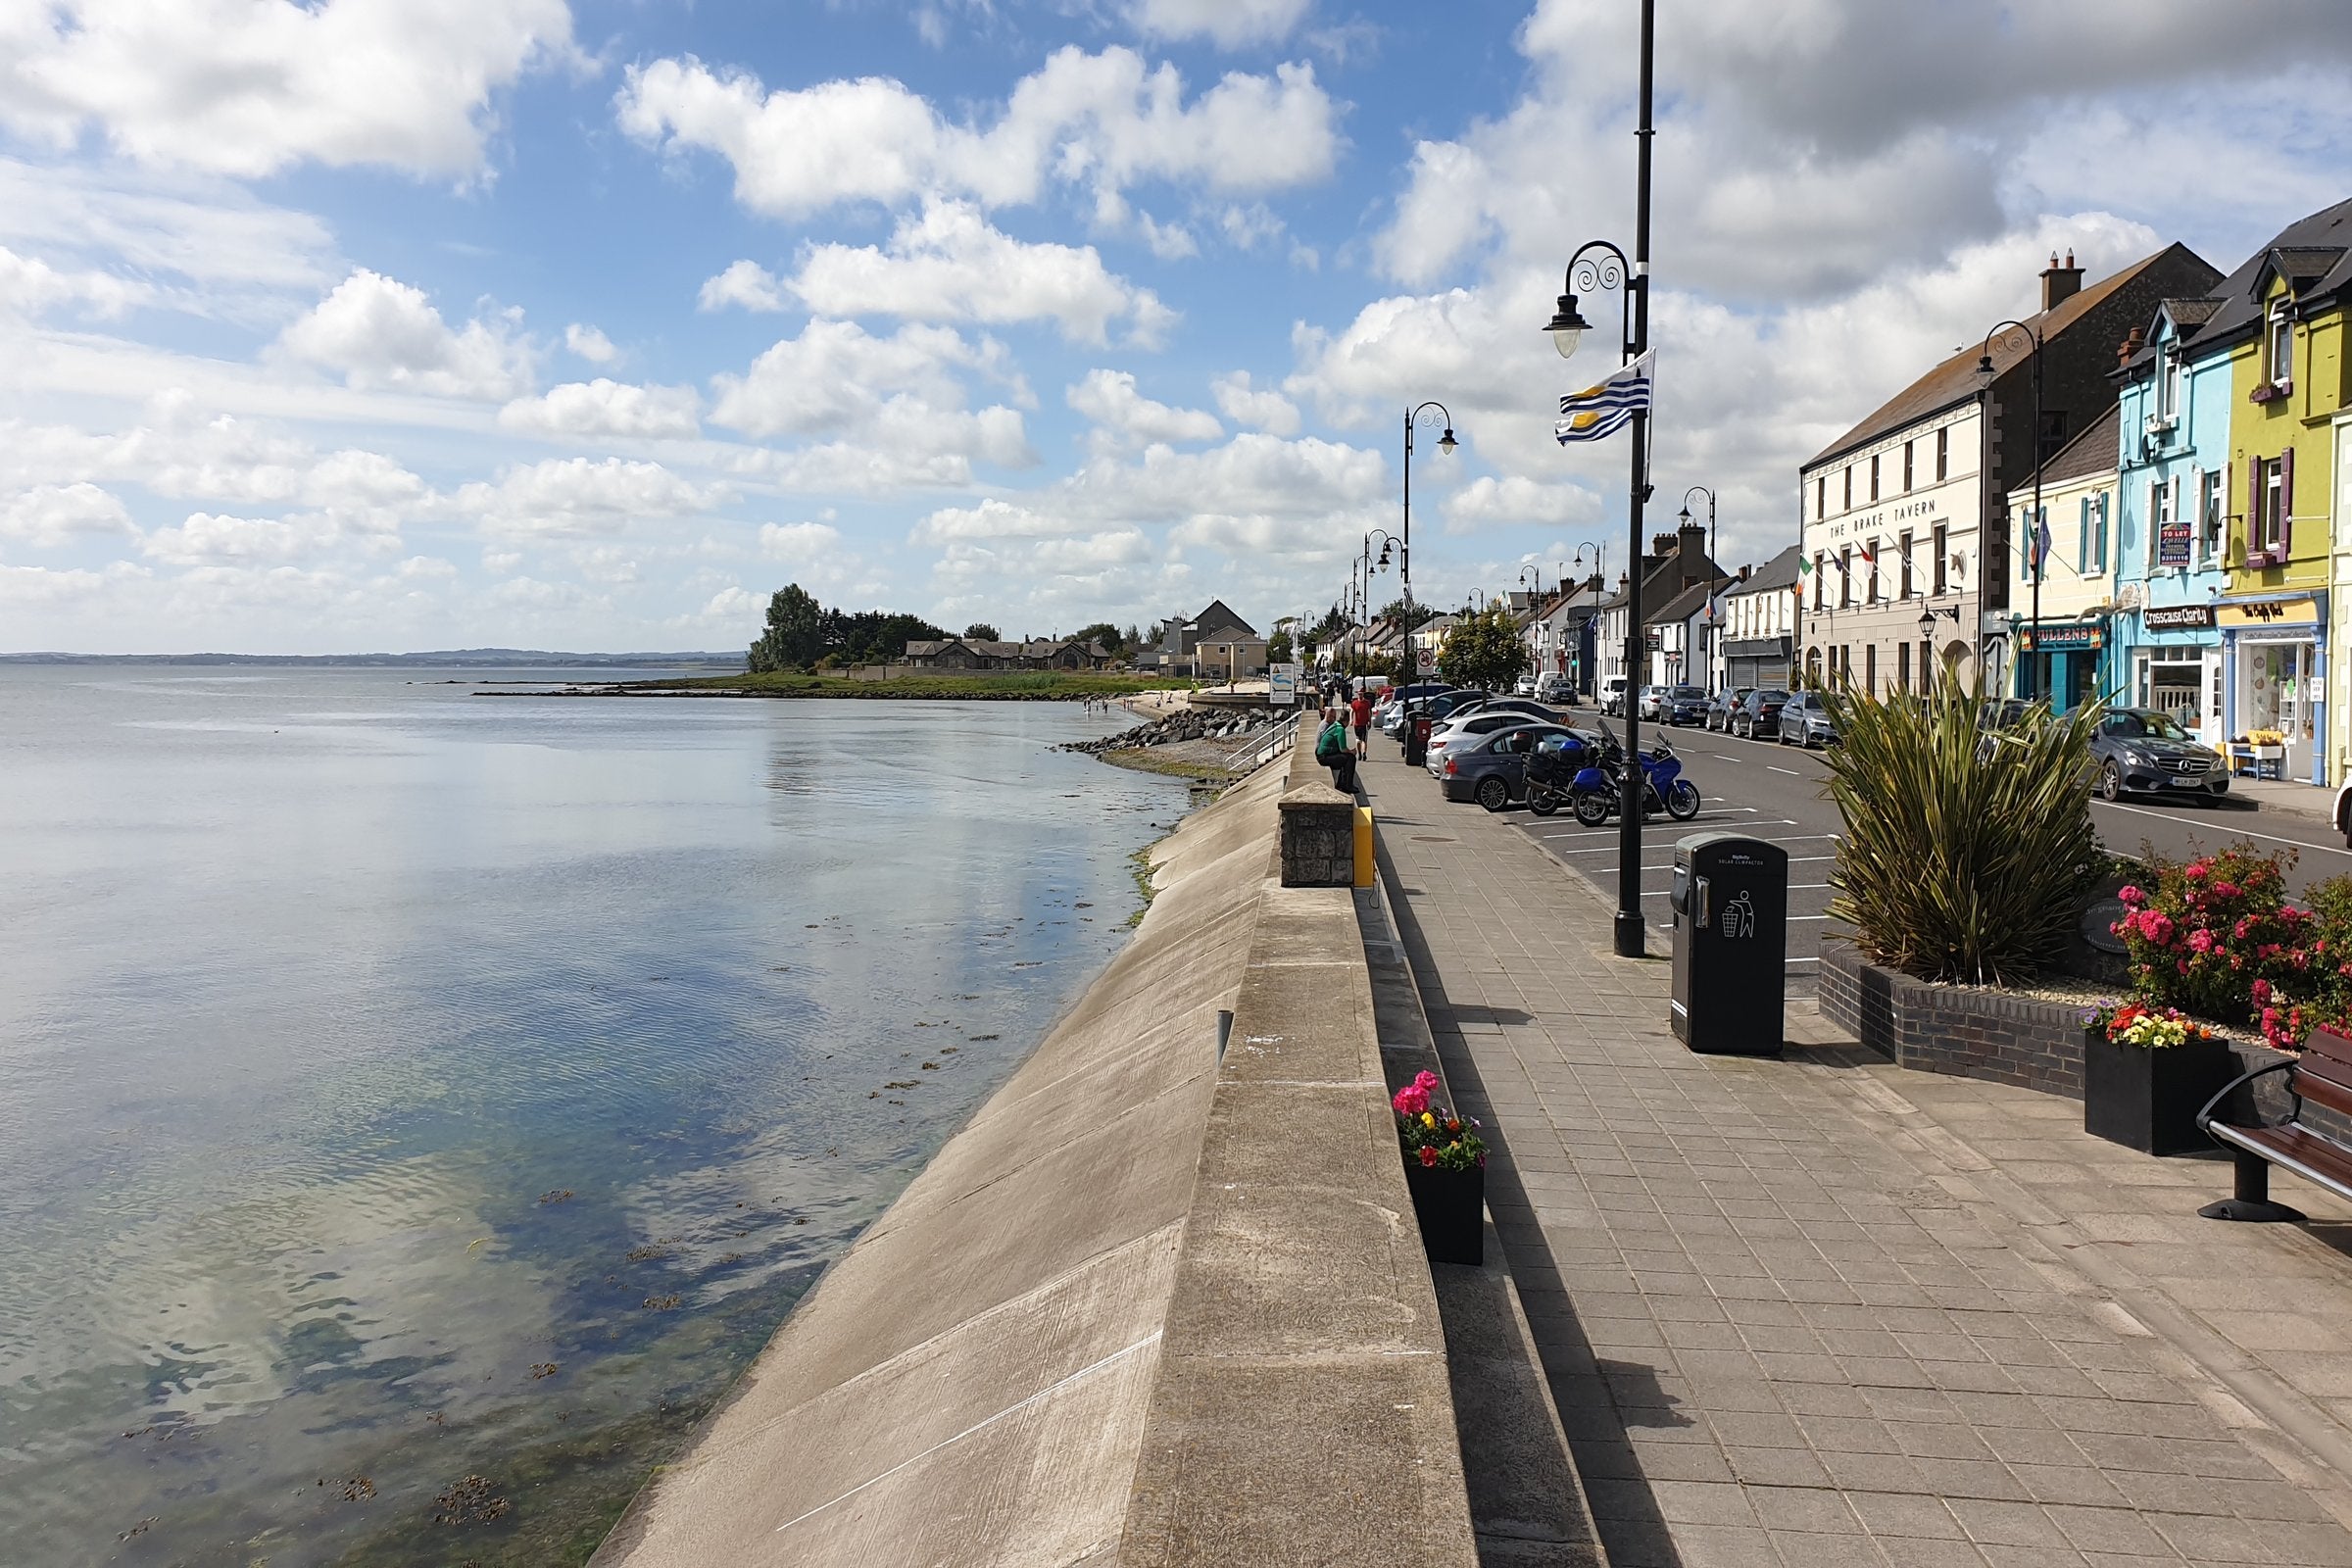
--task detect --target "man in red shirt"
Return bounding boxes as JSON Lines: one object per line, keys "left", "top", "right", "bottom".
{"left": 1348, "top": 690, "right": 1374, "bottom": 758}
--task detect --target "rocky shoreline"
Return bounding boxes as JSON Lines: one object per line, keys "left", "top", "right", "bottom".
{"left": 1059, "top": 704, "right": 1288, "bottom": 757}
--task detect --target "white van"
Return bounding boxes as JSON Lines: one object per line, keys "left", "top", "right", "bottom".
{"left": 1599, "top": 676, "right": 1629, "bottom": 716}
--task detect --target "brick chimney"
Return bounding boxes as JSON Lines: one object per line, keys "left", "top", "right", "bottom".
{"left": 2041, "top": 248, "right": 2083, "bottom": 312}
{"left": 2118, "top": 324, "right": 2144, "bottom": 370}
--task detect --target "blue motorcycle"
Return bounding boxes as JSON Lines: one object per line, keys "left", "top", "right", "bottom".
{"left": 1549, "top": 724, "right": 1699, "bottom": 825}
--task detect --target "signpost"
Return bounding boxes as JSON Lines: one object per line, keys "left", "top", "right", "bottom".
{"left": 1268, "top": 662, "right": 1300, "bottom": 706}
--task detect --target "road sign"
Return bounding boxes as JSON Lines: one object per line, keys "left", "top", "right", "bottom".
{"left": 1269, "top": 662, "right": 1300, "bottom": 705}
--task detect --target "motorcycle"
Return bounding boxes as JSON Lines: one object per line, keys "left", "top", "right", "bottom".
{"left": 1534, "top": 723, "right": 1699, "bottom": 825}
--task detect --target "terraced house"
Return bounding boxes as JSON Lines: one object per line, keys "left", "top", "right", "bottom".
{"left": 2005, "top": 405, "right": 2120, "bottom": 713}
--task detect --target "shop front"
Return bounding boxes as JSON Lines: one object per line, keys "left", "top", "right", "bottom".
{"left": 1722, "top": 635, "right": 1792, "bottom": 692}
{"left": 2015, "top": 617, "right": 2107, "bottom": 714}
{"left": 2125, "top": 602, "right": 2223, "bottom": 747}
{"left": 2221, "top": 593, "right": 2329, "bottom": 786}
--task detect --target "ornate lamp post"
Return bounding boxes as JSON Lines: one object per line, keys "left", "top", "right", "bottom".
{"left": 1363, "top": 527, "right": 1401, "bottom": 675}
{"left": 1544, "top": 0, "right": 1656, "bottom": 956}
{"left": 1979, "top": 320, "right": 2046, "bottom": 700}
{"left": 1680, "top": 486, "right": 1718, "bottom": 690}
{"left": 1519, "top": 564, "right": 1545, "bottom": 685}
{"left": 1401, "top": 402, "right": 1457, "bottom": 690}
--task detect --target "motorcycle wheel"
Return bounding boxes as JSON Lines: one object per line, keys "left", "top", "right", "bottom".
{"left": 1528, "top": 785, "right": 1558, "bottom": 817}
{"left": 1572, "top": 792, "right": 1611, "bottom": 826}
{"left": 1665, "top": 779, "right": 1701, "bottom": 820}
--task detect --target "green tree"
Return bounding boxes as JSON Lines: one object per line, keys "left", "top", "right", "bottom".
{"left": 1379, "top": 597, "right": 1442, "bottom": 630}
{"left": 962, "top": 622, "right": 1001, "bottom": 641}
{"left": 1265, "top": 629, "right": 1294, "bottom": 664}
{"left": 749, "top": 584, "right": 826, "bottom": 672}
{"left": 1436, "top": 603, "right": 1525, "bottom": 692}
{"left": 1070, "top": 620, "right": 1125, "bottom": 653}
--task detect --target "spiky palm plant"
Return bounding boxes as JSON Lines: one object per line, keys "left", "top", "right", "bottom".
{"left": 1821, "top": 673, "right": 2103, "bottom": 986}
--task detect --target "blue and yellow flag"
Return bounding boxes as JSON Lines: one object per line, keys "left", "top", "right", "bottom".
{"left": 1555, "top": 349, "right": 1654, "bottom": 444}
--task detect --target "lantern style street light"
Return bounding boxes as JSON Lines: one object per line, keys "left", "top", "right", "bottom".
{"left": 1979, "top": 319, "right": 2046, "bottom": 700}
{"left": 1543, "top": 0, "right": 1656, "bottom": 958}
{"left": 1400, "top": 401, "right": 1457, "bottom": 689}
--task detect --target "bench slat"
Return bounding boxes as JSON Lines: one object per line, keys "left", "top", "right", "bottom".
{"left": 2221, "top": 1122, "right": 2352, "bottom": 1202}
{"left": 2294, "top": 1067, "right": 2352, "bottom": 1120}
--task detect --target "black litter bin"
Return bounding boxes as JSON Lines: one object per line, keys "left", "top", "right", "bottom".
{"left": 1405, "top": 712, "right": 1432, "bottom": 768}
{"left": 1670, "top": 831, "right": 1788, "bottom": 1054}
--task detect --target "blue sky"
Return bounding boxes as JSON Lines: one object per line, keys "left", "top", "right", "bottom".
{"left": 4, "top": 0, "right": 2351, "bottom": 653}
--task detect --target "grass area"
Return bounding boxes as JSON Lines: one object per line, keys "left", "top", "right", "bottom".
{"left": 618, "top": 670, "right": 1199, "bottom": 701}
{"left": 1098, "top": 748, "right": 1239, "bottom": 784}
{"left": 1127, "top": 846, "right": 1159, "bottom": 928}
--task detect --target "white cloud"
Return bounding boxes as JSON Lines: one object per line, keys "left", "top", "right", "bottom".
{"left": 276, "top": 270, "right": 534, "bottom": 400}
{"left": 701, "top": 583, "right": 763, "bottom": 620}
{"left": 1442, "top": 474, "right": 1600, "bottom": 535}
{"left": 142, "top": 511, "right": 325, "bottom": 566}
{"left": 564, "top": 323, "right": 616, "bottom": 364}
{"left": 1210, "top": 370, "right": 1299, "bottom": 435}
{"left": 454, "top": 458, "right": 732, "bottom": 540}
{"left": 758, "top": 520, "right": 844, "bottom": 564}
{"left": 1, "top": 0, "right": 579, "bottom": 179}
{"left": 788, "top": 199, "right": 1174, "bottom": 346}
{"left": 1066, "top": 369, "right": 1221, "bottom": 450}
{"left": 697, "top": 259, "right": 786, "bottom": 313}
{"left": 498, "top": 379, "right": 703, "bottom": 441}
{"left": 0, "top": 482, "right": 136, "bottom": 546}
{"left": 0, "top": 244, "right": 150, "bottom": 318}
{"left": 1128, "top": 0, "right": 1313, "bottom": 49}
{"left": 614, "top": 46, "right": 1338, "bottom": 219}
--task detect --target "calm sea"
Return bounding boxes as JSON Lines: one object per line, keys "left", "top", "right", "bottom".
{"left": 0, "top": 667, "right": 1191, "bottom": 1566}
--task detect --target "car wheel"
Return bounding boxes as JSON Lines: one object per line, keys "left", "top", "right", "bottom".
{"left": 2099, "top": 760, "right": 2124, "bottom": 803}
{"left": 1476, "top": 775, "right": 1511, "bottom": 812}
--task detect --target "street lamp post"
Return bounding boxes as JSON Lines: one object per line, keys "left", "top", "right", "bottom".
{"left": 1542, "top": 0, "right": 1655, "bottom": 957}
{"left": 1680, "top": 486, "right": 1718, "bottom": 690}
{"left": 1520, "top": 564, "right": 1544, "bottom": 685}
{"left": 1978, "top": 320, "right": 2046, "bottom": 700}
{"left": 1363, "top": 527, "right": 1401, "bottom": 679}
{"left": 1401, "top": 402, "right": 1457, "bottom": 691}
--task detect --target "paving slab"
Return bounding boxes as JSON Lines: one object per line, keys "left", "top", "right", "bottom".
{"left": 1361, "top": 748, "right": 2352, "bottom": 1568}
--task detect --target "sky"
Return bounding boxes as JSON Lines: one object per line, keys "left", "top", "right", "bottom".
{"left": 4, "top": 1, "right": 2351, "bottom": 655}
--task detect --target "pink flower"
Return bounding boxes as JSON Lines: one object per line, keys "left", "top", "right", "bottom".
{"left": 2213, "top": 881, "right": 2241, "bottom": 900}
{"left": 2187, "top": 929, "right": 2216, "bottom": 955}
{"left": 2185, "top": 863, "right": 2209, "bottom": 880}
{"left": 1393, "top": 1085, "right": 1430, "bottom": 1116}
{"left": 2252, "top": 979, "right": 2272, "bottom": 1004}
{"left": 2118, "top": 885, "right": 2144, "bottom": 906}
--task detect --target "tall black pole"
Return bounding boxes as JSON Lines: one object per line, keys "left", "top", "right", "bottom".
{"left": 1402, "top": 410, "right": 1416, "bottom": 690}
{"left": 2030, "top": 343, "right": 2043, "bottom": 701}
{"left": 1613, "top": 0, "right": 1655, "bottom": 958}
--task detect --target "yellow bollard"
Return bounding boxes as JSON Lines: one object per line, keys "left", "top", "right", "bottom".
{"left": 1353, "top": 806, "right": 1375, "bottom": 889}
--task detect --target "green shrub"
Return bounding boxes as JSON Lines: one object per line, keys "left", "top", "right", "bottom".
{"left": 1821, "top": 674, "right": 2102, "bottom": 986}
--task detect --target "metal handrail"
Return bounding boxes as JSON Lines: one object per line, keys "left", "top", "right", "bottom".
{"left": 1228, "top": 710, "right": 1303, "bottom": 773}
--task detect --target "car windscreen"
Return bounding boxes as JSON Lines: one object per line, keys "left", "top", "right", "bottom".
{"left": 1671, "top": 687, "right": 1704, "bottom": 700}
{"left": 2120, "top": 710, "right": 2194, "bottom": 742}
{"left": 1751, "top": 689, "right": 1788, "bottom": 703}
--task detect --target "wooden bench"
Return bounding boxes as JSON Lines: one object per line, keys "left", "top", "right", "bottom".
{"left": 2197, "top": 1025, "right": 2352, "bottom": 1222}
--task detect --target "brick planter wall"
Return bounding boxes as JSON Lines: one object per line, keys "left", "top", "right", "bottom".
{"left": 1819, "top": 942, "right": 2300, "bottom": 1112}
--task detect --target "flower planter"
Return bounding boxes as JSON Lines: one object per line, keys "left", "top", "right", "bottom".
{"left": 2082, "top": 1029, "right": 2240, "bottom": 1155}
{"left": 1402, "top": 1158, "right": 1484, "bottom": 1266}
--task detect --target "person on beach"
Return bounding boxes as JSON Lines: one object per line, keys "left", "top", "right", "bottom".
{"left": 1348, "top": 689, "right": 1373, "bottom": 758}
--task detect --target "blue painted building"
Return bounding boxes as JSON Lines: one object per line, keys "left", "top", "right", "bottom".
{"left": 2112, "top": 297, "right": 2232, "bottom": 746}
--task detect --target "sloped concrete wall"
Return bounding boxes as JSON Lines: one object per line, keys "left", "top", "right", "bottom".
{"left": 591, "top": 762, "right": 1285, "bottom": 1568}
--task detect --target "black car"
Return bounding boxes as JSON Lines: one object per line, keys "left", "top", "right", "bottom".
{"left": 1732, "top": 688, "right": 1789, "bottom": 739}
{"left": 1440, "top": 722, "right": 1577, "bottom": 809}
{"left": 1704, "top": 687, "right": 1753, "bottom": 731}
{"left": 1662, "top": 685, "right": 1708, "bottom": 725}
{"left": 2089, "top": 709, "right": 2229, "bottom": 802}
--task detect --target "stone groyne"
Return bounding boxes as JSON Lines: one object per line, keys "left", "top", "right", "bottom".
{"left": 589, "top": 728, "right": 1475, "bottom": 1566}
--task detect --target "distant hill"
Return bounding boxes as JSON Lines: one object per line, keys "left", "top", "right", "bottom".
{"left": 0, "top": 649, "right": 749, "bottom": 667}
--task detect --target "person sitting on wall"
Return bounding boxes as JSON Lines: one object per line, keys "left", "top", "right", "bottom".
{"left": 1316, "top": 712, "right": 1358, "bottom": 794}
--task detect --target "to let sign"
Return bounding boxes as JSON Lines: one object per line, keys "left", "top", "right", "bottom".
{"left": 2158, "top": 521, "right": 2192, "bottom": 566}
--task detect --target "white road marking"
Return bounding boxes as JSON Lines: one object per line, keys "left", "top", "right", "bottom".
{"left": 1767, "top": 765, "right": 1800, "bottom": 775}
{"left": 1789, "top": 915, "right": 1833, "bottom": 922}
{"left": 2092, "top": 799, "right": 2352, "bottom": 858}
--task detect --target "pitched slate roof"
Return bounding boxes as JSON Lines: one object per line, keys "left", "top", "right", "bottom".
{"left": 2028, "top": 402, "right": 2121, "bottom": 488}
{"left": 1806, "top": 243, "right": 2207, "bottom": 469}
{"left": 1188, "top": 598, "right": 1256, "bottom": 639}
{"left": 2187, "top": 196, "right": 2352, "bottom": 349}
{"left": 1645, "top": 575, "right": 1731, "bottom": 629}
{"left": 1724, "top": 544, "right": 1804, "bottom": 598}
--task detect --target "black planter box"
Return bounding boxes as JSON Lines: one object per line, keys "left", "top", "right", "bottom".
{"left": 1401, "top": 1158, "right": 1484, "bottom": 1265}
{"left": 2082, "top": 1030, "right": 2239, "bottom": 1156}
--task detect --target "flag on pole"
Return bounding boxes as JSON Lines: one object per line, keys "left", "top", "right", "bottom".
{"left": 2033, "top": 509, "right": 2053, "bottom": 572}
{"left": 1555, "top": 349, "right": 1655, "bottom": 444}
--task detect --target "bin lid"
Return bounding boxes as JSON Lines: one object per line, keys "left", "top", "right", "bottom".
{"left": 1674, "top": 830, "right": 1790, "bottom": 867}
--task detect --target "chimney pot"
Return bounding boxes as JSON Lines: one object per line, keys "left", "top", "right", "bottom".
{"left": 2040, "top": 247, "right": 2084, "bottom": 312}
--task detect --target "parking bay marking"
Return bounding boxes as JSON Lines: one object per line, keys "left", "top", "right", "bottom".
{"left": 2092, "top": 799, "right": 2352, "bottom": 858}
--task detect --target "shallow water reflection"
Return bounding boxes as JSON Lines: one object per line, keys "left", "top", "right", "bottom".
{"left": 0, "top": 668, "right": 1186, "bottom": 1565}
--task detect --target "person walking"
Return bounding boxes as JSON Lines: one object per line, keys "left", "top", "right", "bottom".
{"left": 1348, "top": 688, "right": 1373, "bottom": 759}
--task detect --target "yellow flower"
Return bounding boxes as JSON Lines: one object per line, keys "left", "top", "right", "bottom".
{"left": 1421, "top": 1111, "right": 1436, "bottom": 1128}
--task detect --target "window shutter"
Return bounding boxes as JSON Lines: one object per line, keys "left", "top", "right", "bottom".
{"left": 2280, "top": 446, "right": 2295, "bottom": 560}
{"left": 2078, "top": 498, "right": 2090, "bottom": 572}
{"left": 2250, "top": 460, "right": 2264, "bottom": 560}
{"left": 2147, "top": 480, "right": 2160, "bottom": 569}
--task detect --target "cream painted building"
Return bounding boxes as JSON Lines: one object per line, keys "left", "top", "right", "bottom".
{"left": 2006, "top": 404, "right": 2122, "bottom": 714}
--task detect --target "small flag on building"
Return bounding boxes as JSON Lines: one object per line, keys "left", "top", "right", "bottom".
{"left": 2034, "top": 512, "right": 2053, "bottom": 570}
{"left": 1555, "top": 350, "right": 1655, "bottom": 444}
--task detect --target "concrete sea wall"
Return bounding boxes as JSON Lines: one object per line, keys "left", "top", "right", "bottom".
{"left": 591, "top": 729, "right": 1474, "bottom": 1566}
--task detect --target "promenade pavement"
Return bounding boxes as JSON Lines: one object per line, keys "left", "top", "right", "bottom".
{"left": 1361, "top": 746, "right": 2352, "bottom": 1568}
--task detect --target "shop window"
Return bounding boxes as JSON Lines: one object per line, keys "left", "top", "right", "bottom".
{"left": 1936, "top": 426, "right": 1949, "bottom": 481}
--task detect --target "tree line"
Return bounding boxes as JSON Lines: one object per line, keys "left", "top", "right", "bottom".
{"left": 747, "top": 584, "right": 1144, "bottom": 674}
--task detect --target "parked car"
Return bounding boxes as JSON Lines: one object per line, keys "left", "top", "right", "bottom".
{"left": 1635, "top": 684, "right": 1671, "bottom": 720}
{"left": 1779, "top": 690, "right": 1838, "bottom": 747}
{"left": 1439, "top": 722, "right": 1578, "bottom": 809}
{"left": 1732, "top": 688, "right": 1789, "bottom": 739}
{"left": 1454, "top": 697, "right": 1556, "bottom": 723}
{"left": 1424, "top": 709, "right": 1545, "bottom": 773}
{"left": 1973, "top": 697, "right": 2037, "bottom": 763}
{"left": 1537, "top": 673, "right": 1577, "bottom": 705}
{"left": 1662, "top": 685, "right": 1709, "bottom": 726}
{"left": 1704, "top": 687, "right": 1754, "bottom": 732}
{"left": 2089, "top": 709, "right": 2230, "bottom": 803}
{"left": 1598, "top": 676, "right": 1630, "bottom": 716}
{"left": 1417, "top": 688, "right": 1494, "bottom": 726}
{"left": 1512, "top": 674, "right": 1539, "bottom": 697}
{"left": 1378, "top": 681, "right": 1453, "bottom": 734}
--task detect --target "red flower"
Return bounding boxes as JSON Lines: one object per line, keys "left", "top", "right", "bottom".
{"left": 1419, "top": 1147, "right": 1439, "bottom": 1168}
